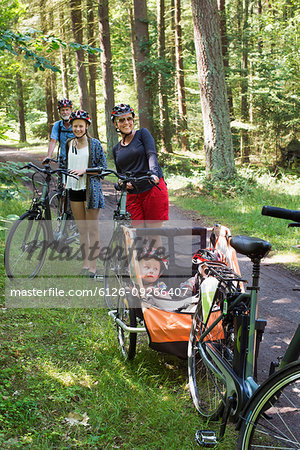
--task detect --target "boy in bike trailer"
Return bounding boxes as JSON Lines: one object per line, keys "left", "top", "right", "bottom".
{"left": 43, "top": 98, "right": 75, "bottom": 167}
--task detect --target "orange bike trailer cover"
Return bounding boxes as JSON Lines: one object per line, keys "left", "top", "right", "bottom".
{"left": 143, "top": 306, "right": 225, "bottom": 359}
{"left": 143, "top": 307, "right": 193, "bottom": 359}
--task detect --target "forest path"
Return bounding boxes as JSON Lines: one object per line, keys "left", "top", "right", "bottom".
{"left": 1, "top": 144, "right": 299, "bottom": 383}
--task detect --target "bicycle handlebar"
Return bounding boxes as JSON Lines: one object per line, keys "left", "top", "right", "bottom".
{"left": 262, "top": 206, "right": 300, "bottom": 223}
{"left": 20, "top": 162, "right": 78, "bottom": 180}
{"left": 85, "top": 166, "right": 159, "bottom": 187}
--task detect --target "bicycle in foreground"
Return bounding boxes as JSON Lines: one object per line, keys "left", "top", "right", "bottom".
{"left": 4, "top": 160, "right": 79, "bottom": 279}
{"left": 189, "top": 206, "right": 300, "bottom": 449}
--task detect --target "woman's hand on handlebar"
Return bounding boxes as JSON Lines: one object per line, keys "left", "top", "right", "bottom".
{"left": 69, "top": 168, "right": 86, "bottom": 177}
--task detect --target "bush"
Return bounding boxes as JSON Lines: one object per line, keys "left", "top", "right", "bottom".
{"left": 0, "top": 162, "right": 30, "bottom": 200}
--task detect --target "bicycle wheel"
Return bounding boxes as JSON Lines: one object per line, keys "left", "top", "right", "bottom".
{"left": 49, "top": 191, "right": 78, "bottom": 249}
{"left": 104, "top": 233, "right": 129, "bottom": 309}
{"left": 238, "top": 361, "right": 300, "bottom": 449}
{"left": 5, "top": 212, "right": 48, "bottom": 279}
{"left": 188, "top": 292, "right": 234, "bottom": 419}
{"left": 117, "top": 292, "right": 137, "bottom": 360}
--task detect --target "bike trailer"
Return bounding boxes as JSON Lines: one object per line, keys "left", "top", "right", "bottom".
{"left": 117, "top": 225, "right": 241, "bottom": 359}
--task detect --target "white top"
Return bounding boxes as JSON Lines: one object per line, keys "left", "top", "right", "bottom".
{"left": 65, "top": 142, "right": 89, "bottom": 191}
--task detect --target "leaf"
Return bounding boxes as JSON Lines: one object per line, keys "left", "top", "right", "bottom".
{"left": 65, "top": 412, "right": 89, "bottom": 426}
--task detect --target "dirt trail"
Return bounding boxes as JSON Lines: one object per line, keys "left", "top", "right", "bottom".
{"left": 2, "top": 145, "right": 299, "bottom": 383}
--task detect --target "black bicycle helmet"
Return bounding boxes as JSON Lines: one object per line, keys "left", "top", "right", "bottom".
{"left": 111, "top": 104, "right": 135, "bottom": 122}
{"left": 69, "top": 110, "right": 92, "bottom": 125}
{"left": 137, "top": 247, "right": 168, "bottom": 273}
{"left": 57, "top": 98, "right": 73, "bottom": 109}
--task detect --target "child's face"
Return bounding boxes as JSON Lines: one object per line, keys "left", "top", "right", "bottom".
{"left": 139, "top": 258, "right": 161, "bottom": 284}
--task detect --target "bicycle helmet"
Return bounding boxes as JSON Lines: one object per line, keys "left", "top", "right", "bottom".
{"left": 69, "top": 110, "right": 92, "bottom": 125}
{"left": 137, "top": 247, "right": 168, "bottom": 273}
{"left": 57, "top": 98, "right": 73, "bottom": 109}
{"left": 192, "top": 248, "right": 227, "bottom": 265}
{"left": 111, "top": 104, "right": 135, "bottom": 122}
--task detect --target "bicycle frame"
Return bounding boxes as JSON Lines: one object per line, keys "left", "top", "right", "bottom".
{"left": 197, "top": 255, "right": 265, "bottom": 425}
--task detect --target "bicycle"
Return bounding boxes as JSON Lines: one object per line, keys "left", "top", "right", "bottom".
{"left": 86, "top": 166, "right": 160, "bottom": 358}
{"left": 188, "top": 206, "right": 300, "bottom": 448}
{"left": 4, "top": 160, "right": 79, "bottom": 279}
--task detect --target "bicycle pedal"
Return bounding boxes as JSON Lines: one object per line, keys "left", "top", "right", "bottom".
{"left": 195, "top": 430, "right": 218, "bottom": 447}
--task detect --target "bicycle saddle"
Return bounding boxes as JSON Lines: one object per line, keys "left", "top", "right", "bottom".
{"left": 230, "top": 235, "right": 272, "bottom": 259}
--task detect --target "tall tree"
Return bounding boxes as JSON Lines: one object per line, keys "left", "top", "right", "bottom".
{"left": 217, "top": 0, "right": 234, "bottom": 118}
{"left": 16, "top": 71, "right": 27, "bottom": 143}
{"left": 59, "top": 6, "right": 69, "bottom": 98}
{"left": 175, "top": 0, "right": 188, "bottom": 151}
{"left": 70, "top": 0, "right": 89, "bottom": 111}
{"left": 240, "top": 0, "right": 250, "bottom": 163}
{"left": 157, "top": 0, "right": 172, "bottom": 153}
{"left": 133, "top": 0, "right": 154, "bottom": 133}
{"left": 39, "top": 0, "right": 53, "bottom": 136}
{"left": 98, "top": 0, "right": 118, "bottom": 153}
{"left": 191, "top": 0, "right": 235, "bottom": 178}
{"left": 128, "top": 5, "right": 138, "bottom": 93}
{"left": 87, "top": 0, "right": 99, "bottom": 139}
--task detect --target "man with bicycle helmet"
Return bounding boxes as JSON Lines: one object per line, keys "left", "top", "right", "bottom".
{"left": 43, "top": 98, "right": 75, "bottom": 166}
{"left": 111, "top": 103, "right": 169, "bottom": 244}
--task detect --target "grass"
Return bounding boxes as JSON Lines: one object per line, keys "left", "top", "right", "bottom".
{"left": 0, "top": 307, "right": 238, "bottom": 448}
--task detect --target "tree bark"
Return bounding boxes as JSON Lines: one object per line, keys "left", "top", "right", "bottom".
{"left": 217, "top": 0, "right": 234, "bottom": 119}
{"left": 240, "top": 0, "right": 250, "bottom": 163}
{"left": 191, "top": 0, "right": 235, "bottom": 178}
{"left": 70, "top": 0, "right": 90, "bottom": 111}
{"left": 39, "top": 0, "right": 53, "bottom": 137}
{"left": 16, "top": 71, "right": 27, "bottom": 143}
{"left": 175, "top": 0, "right": 188, "bottom": 151}
{"left": 128, "top": 5, "right": 138, "bottom": 93}
{"left": 59, "top": 6, "right": 69, "bottom": 98}
{"left": 170, "top": 0, "right": 179, "bottom": 145}
{"left": 98, "top": 0, "right": 118, "bottom": 154}
{"left": 87, "top": 0, "right": 99, "bottom": 138}
{"left": 157, "top": 0, "right": 172, "bottom": 153}
{"left": 133, "top": 0, "right": 154, "bottom": 133}
{"left": 52, "top": 71, "right": 59, "bottom": 122}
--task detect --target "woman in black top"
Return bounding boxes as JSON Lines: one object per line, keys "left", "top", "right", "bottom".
{"left": 111, "top": 104, "right": 169, "bottom": 236}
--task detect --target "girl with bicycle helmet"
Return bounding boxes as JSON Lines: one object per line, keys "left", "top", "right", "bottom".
{"left": 64, "top": 110, "right": 107, "bottom": 278}
{"left": 111, "top": 103, "right": 169, "bottom": 243}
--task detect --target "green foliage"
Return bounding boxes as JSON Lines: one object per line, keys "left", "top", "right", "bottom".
{"left": 159, "top": 152, "right": 202, "bottom": 177}
{"left": 167, "top": 166, "right": 299, "bottom": 259}
{"left": 0, "top": 162, "right": 30, "bottom": 201}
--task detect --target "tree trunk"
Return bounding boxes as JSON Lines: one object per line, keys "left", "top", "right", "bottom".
{"left": 217, "top": 0, "right": 234, "bottom": 119}
{"left": 87, "top": 0, "right": 99, "bottom": 138}
{"left": 45, "top": 73, "right": 54, "bottom": 138}
{"left": 133, "top": 0, "right": 154, "bottom": 133}
{"left": 59, "top": 6, "right": 69, "bottom": 98}
{"left": 240, "top": 0, "right": 250, "bottom": 163}
{"left": 157, "top": 0, "right": 172, "bottom": 153}
{"left": 175, "top": 0, "right": 188, "bottom": 151}
{"left": 128, "top": 5, "right": 138, "bottom": 94}
{"left": 16, "top": 71, "right": 27, "bottom": 143}
{"left": 98, "top": 0, "right": 118, "bottom": 154}
{"left": 70, "top": 0, "right": 90, "bottom": 111}
{"left": 39, "top": 0, "right": 53, "bottom": 137}
{"left": 52, "top": 71, "right": 59, "bottom": 122}
{"left": 191, "top": 0, "right": 235, "bottom": 178}
{"left": 170, "top": 0, "right": 179, "bottom": 145}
